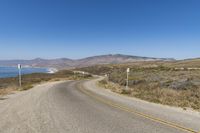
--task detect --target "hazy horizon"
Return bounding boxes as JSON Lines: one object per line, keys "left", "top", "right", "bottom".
{"left": 0, "top": 53, "right": 190, "bottom": 60}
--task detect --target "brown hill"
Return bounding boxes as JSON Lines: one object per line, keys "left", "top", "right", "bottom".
{"left": 0, "top": 54, "right": 174, "bottom": 69}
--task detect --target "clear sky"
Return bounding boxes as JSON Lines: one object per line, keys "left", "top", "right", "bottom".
{"left": 0, "top": 0, "right": 200, "bottom": 60}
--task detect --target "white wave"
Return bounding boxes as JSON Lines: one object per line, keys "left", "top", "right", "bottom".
{"left": 47, "top": 68, "right": 58, "bottom": 73}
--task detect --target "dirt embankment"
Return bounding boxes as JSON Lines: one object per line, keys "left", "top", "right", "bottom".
{"left": 0, "top": 70, "right": 92, "bottom": 96}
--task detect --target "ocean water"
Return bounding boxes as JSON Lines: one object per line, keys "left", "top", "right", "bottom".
{"left": 0, "top": 66, "right": 49, "bottom": 78}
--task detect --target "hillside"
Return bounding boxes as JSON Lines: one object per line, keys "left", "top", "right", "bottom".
{"left": 77, "top": 60, "right": 200, "bottom": 111}
{"left": 0, "top": 54, "right": 174, "bottom": 69}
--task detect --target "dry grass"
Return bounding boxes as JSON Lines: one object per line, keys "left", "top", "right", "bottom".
{"left": 0, "top": 70, "right": 92, "bottom": 95}
{"left": 0, "top": 87, "right": 16, "bottom": 96}
{"left": 99, "top": 79, "right": 200, "bottom": 111}
{"left": 79, "top": 60, "right": 200, "bottom": 111}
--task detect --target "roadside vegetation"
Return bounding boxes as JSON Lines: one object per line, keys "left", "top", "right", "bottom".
{"left": 0, "top": 70, "right": 92, "bottom": 96}
{"left": 78, "top": 60, "right": 200, "bottom": 111}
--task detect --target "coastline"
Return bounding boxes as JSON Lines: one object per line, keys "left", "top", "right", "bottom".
{"left": 0, "top": 66, "right": 58, "bottom": 78}
{"left": 22, "top": 66, "right": 58, "bottom": 74}
{"left": 47, "top": 68, "right": 58, "bottom": 74}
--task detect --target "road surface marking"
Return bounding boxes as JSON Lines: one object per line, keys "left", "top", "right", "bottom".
{"left": 78, "top": 83, "right": 199, "bottom": 133}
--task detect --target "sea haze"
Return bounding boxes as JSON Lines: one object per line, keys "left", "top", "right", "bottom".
{"left": 0, "top": 66, "right": 49, "bottom": 78}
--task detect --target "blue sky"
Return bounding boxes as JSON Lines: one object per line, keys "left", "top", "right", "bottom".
{"left": 0, "top": 0, "right": 200, "bottom": 60}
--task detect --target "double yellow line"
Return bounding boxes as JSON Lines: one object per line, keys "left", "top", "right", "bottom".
{"left": 78, "top": 83, "right": 199, "bottom": 133}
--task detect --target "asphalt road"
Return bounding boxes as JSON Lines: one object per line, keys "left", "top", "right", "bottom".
{"left": 0, "top": 78, "right": 199, "bottom": 133}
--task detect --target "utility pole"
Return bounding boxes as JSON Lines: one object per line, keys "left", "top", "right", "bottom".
{"left": 126, "top": 68, "right": 130, "bottom": 90}
{"left": 18, "top": 64, "right": 22, "bottom": 87}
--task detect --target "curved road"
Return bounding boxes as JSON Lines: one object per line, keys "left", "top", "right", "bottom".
{"left": 0, "top": 78, "right": 199, "bottom": 133}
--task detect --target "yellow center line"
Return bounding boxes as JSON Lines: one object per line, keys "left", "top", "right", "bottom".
{"left": 78, "top": 83, "right": 199, "bottom": 133}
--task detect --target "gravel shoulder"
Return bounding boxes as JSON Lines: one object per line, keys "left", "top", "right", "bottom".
{"left": 0, "top": 81, "right": 66, "bottom": 133}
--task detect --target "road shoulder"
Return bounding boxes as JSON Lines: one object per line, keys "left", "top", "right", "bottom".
{"left": 81, "top": 77, "right": 200, "bottom": 132}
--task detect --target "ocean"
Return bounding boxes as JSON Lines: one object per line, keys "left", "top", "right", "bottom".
{"left": 0, "top": 66, "right": 50, "bottom": 78}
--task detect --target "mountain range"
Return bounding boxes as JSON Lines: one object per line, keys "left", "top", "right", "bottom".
{"left": 0, "top": 54, "right": 175, "bottom": 69}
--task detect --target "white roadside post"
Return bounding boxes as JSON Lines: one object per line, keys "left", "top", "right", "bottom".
{"left": 126, "top": 68, "right": 130, "bottom": 90}
{"left": 74, "top": 71, "right": 76, "bottom": 79}
{"left": 82, "top": 71, "right": 85, "bottom": 78}
{"left": 105, "top": 74, "right": 107, "bottom": 78}
{"left": 18, "top": 64, "right": 22, "bottom": 87}
{"left": 105, "top": 74, "right": 108, "bottom": 81}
